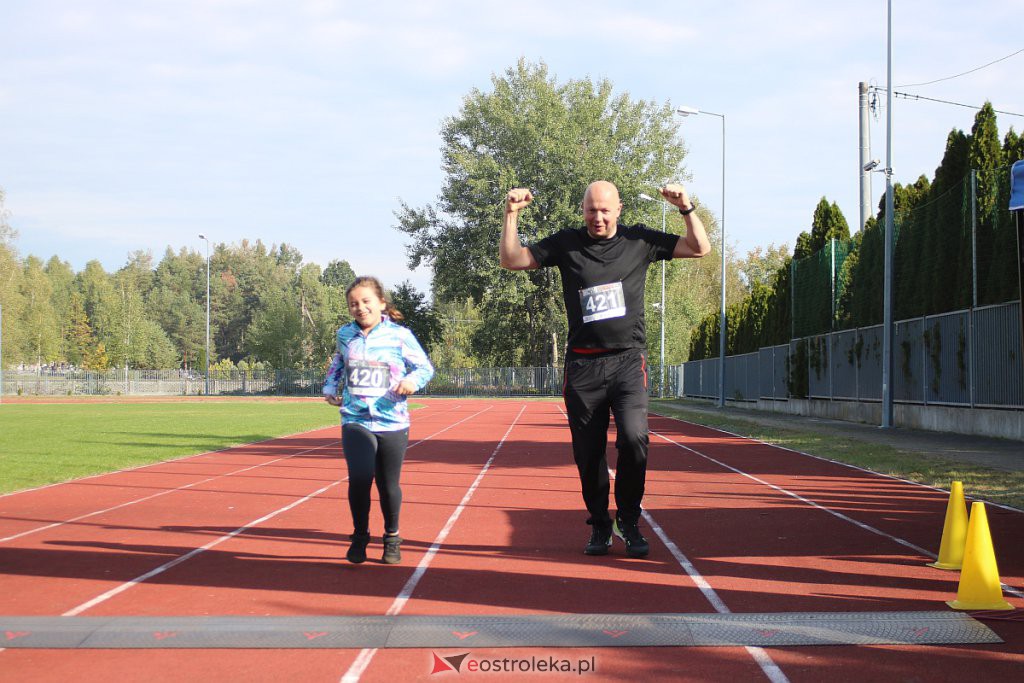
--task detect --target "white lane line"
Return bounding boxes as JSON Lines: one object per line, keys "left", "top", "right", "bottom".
{"left": 653, "top": 428, "right": 935, "bottom": 555}
{"left": 0, "top": 441, "right": 340, "bottom": 544}
{"left": 651, "top": 411, "right": 1024, "bottom": 515}
{"left": 651, "top": 428, "right": 1024, "bottom": 600}
{"left": 61, "top": 480, "right": 342, "bottom": 617}
{"left": 340, "top": 404, "right": 528, "bottom": 683}
{"left": 641, "top": 513, "right": 789, "bottom": 682}
{"left": 557, "top": 403, "right": 788, "bottom": 683}
{"left": 59, "top": 404, "right": 498, "bottom": 618}
{"left": 1, "top": 404, "right": 482, "bottom": 545}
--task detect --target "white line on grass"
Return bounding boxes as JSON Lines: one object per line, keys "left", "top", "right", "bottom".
{"left": 340, "top": 404, "right": 527, "bottom": 683}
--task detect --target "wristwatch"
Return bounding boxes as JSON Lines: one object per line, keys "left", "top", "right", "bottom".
{"left": 679, "top": 203, "right": 697, "bottom": 215}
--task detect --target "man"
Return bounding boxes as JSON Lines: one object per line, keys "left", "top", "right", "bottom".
{"left": 500, "top": 180, "right": 710, "bottom": 557}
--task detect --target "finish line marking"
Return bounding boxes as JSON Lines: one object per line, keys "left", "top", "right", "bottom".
{"left": 0, "top": 611, "right": 1000, "bottom": 649}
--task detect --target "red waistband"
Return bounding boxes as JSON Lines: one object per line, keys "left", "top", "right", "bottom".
{"left": 570, "top": 347, "right": 612, "bottom": 354}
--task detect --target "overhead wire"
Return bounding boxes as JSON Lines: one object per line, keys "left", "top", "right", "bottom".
{"left": 896, "top": 48, "right": 1024, "bottom": 88}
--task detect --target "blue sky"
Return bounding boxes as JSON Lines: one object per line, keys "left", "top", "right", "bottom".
{"left": 2, "top": 1, "right": 1021, "bottom": 295}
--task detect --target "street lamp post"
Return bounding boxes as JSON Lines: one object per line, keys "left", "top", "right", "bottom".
{"left": 198, "top": 234, "right": 210, "bottom": 396}
{"left": 677, "top": 105, "right": 726, "bottom": 408}
{"left": 639, "top": 193, "right": 668, "bottom": 398}
{"left": 881, "top": 0, "right": 895, "bottom": 428}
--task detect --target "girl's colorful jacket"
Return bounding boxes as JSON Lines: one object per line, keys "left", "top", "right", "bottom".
{"left": 322, "top": 317, "right": 434, "bottom": 432}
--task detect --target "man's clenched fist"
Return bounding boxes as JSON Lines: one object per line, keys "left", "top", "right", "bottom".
{"left": 506, "top": 188, "right": 534, "bottom": 214}
{"left": 659, "top": 183, "right": 693, "bottom": 210}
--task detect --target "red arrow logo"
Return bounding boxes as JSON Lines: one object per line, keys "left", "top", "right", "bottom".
{"left": 304, "top": 632, "right": 327, "bottom": 640}
{"left": 5, "top": 631, "right": 30, "bottom": 641}
{"left": 153, "top": 632, "right": 177, "bottom": 640}
{"left": 452, "top": 631, "right": 477, "bottom": 640}
{"left": 603, "top": 630, "right": 627, "bottom": 638}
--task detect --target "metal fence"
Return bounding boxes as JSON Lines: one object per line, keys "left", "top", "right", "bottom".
{"left": 0, "top": 368, "right": 326, "bottom": 398}
{"left": 680, "top": 300, "right": 1023, "bottom": 408}
{"left": 0, "top": 362, "right": 680, "bottom": 399}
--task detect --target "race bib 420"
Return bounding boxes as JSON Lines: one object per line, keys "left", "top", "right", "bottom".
{"left": 579, "top": 282, "right": 626, "bottom": 323}
{"left": 347, "top": 359, "right": 391, "bottom": 397}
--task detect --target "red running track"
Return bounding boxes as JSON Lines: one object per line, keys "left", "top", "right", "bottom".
{"left": 0, "top": 399, "right": 1021, "bottom": 682}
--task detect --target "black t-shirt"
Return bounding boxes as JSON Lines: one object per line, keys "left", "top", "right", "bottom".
{"left": 528, "top": 224, "right": 678, "bottom": 350}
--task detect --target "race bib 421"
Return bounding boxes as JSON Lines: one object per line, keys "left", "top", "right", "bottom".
{"left": 579, "top": 282, "right": 626, "bottom": 323}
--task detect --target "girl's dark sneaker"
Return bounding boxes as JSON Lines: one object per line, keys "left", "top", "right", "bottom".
{"left": 346, "top": 532, "right": 370, "bottom": 564}
{"left": 382, "top": 534, "right": 402, "bottom": 564}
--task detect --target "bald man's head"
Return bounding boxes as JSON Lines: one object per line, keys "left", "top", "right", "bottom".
{"left": 582, "top": 181, "right": 622, "bottom": 239}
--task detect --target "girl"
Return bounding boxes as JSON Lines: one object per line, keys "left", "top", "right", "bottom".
{"left": 323, "top": 276, "right": 434, "bottom": 564}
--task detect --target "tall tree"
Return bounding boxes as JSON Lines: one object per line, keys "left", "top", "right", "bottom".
{"left": 66, "top": 292, "right": 106, "bottom": 369}
{"left": 738, "top": 243, "right": 790, "bottom": 293}
{"left": 0, "top": 239, "right": 24, "bottom": 367}
{"left": 45, "top": 256, "right": 76, "bottom": 362}
{"left": 0, "top": 187, "right": 15, "bottom": 246}
{"left": 389, "top": 281, "right": 441, "bottom": 354}
{"left": 245, "top": 286, "right": 303, "bottom": 369}
{"left": 396, "top": 58, "right": 688, "bottom": 365}
{"left": 321, "top": 259, "right": 356, "bottom": 288}
{"left": 19, "top": 256, "right": 59, "bottom": 366}
{"left": 431, "top": 297, "right": 482, "bottom": 368}
{"left": 295, "top": 262, "right": 342, "bottom": 367}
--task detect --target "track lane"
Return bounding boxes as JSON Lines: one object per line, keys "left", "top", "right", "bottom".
{"left": 354, "top": 401, "right": 786, "bottom": 682}
{"left": 0, "top": 401, "right": 527, "bottom": 681}
{"left": 642, "top": 413, "right": 1024, "bottom": 682}
{"left": 2, "top": 400, "right": 1021, "bottom": 683}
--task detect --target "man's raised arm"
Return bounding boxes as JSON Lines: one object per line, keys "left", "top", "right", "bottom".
{"left": 499, "top": 188, "right": 540, "bottom": 270}
{"left": 660, "top": 183, "right": 712, "bottom": 259}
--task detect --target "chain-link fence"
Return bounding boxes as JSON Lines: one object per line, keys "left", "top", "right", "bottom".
{"left": 681, "top": 300, "right": 1022, "bottom": 408}
{"left": 1, "top": 362, "right": 680, "bottom": 399}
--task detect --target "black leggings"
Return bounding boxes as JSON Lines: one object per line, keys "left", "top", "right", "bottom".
{"left": 341, "top": 424, "right": 409, "bottom": 536}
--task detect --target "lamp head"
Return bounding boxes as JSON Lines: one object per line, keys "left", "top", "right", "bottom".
{"left": 676, "top": 105, "right": 699, "bottom": 117}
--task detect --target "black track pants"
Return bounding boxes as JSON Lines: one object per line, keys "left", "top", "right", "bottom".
{"left": 562, "top": 348, "right": 649, "bottom": 528}
{"left": 341, "top": 423, "right": 409, "bottom": 536}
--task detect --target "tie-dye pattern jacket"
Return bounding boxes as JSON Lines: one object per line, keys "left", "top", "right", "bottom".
{"left": 322, "top": 317, "right": 434, "bottom": 432}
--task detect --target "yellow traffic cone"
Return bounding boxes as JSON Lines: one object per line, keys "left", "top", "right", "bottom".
{"left": 947, "top": 502, "right": 1013, "bottom": 611}
{"left": 928, "top": 481, "right": 968, "bottom": 570}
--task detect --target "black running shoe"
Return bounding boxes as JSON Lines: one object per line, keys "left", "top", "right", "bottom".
{"left": 584, "top": 525, "right": 613, "bottom": 555}
{"left": 346, "top": 532, "right": 370, "bottom": 564}
{"left": 613, "top": 518, "right": 649, "bottom": 558}
{"left": 382, "top": 534, "right": 402, "bottom": 564}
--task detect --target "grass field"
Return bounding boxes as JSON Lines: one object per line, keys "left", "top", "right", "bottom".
{"left": 0, "top": 400, "right": 341, "bottom": 495}
{"left": 653, "top": 401, "right": 1024, "bottom": 510}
